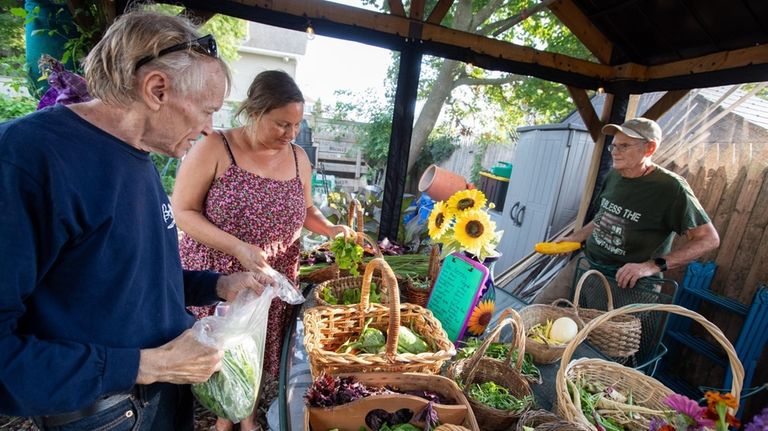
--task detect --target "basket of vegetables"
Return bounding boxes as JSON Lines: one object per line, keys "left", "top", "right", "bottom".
{"left": 555, "top": 303, "right": 744, "bottom": 430}
{"left": 303, "top": 199, "right": 377, "bottom": 284}
{"left": 447, "top": 308, "right": 534, "bottom": 431}
{"left": 567, "top": 270, "right": 642, "bottom": 358}
{"left": 303, "top": 258, "right": 456, "bottom": 377}
{"left": 520, "top": 302, "right": 584, "bottom": 364}
{"left": 304, "top": 372, "right": 480, "bottom": 431}
{"left": 515, "top": 409, "right": 589, "bottom": 431}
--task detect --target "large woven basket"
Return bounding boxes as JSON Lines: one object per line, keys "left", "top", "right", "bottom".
{"left": 303, "top": 258, "right": 456, "bottom": 377}
{"left": 519, "top": 303, "right": 585, "bottom": 364}
{"left": 447, "top": 308, "right": 534, "bottom": 431}
{"left": 555, "top": 303, "right": 745, "bottom": 430}
{"left": 568, "top": 270, "right": 642, "bottom": 358}
{"left": 515, "top": 410, "right": 589, "bottom": 431}
{"left": 304, "top": 372, "right": 480, "bottom": 431}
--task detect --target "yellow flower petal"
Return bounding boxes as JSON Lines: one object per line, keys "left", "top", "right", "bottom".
{"left": 427, "top": 201, "right": 451, "bottom": 240}
{"left": 453, "top": 210, "right": 495, "bottom": 256}
{"left": 446, "top": 189, "right": 487, "bottom": 215}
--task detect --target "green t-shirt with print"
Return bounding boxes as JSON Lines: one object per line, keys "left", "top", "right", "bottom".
{"left": 585, "top": 165, "right": 710, "bottom": 266}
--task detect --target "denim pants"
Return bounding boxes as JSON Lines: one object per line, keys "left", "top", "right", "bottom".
{"left": 32, "top": 383, "right": 194, "bottom": 431}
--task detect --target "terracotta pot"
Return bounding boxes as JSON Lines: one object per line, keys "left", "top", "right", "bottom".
{"left": 418, "top": 165, "right": 472, "bottom": 201}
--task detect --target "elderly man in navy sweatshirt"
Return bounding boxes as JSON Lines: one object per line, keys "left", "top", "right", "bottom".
{"left": 0, "top": 10, "right": 269, "bottom": 430}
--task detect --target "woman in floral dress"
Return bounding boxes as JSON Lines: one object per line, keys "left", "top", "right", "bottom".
{"left": 172, "top": 70, "right": 353, "bottom": 431}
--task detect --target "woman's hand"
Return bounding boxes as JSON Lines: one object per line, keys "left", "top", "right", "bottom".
{"left": 328, "top": 224, "right": 356, "bottom": 240}
{"left": 234, "top": 242, "right": 270, "bottom": 271}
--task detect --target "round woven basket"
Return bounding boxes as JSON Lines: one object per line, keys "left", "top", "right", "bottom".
{"left": 515, "top": 409, "right": 589, "bottom": 431}
{"left": 303, "top": 258, "right": 456, "bottom": 377}
{"left": 401, "top": 245, "right": 440, "bottom": 307}
{"left": 555, "top": 303, "right": 745, "bottom": 430}
{"left": 314, "top": 275, "right": 387, "bottom": 306}
{"left": 447, "top": 308, "right": 534, "bottom": 431}
{"left": 519, "top": 303, "right": 584, "bottom": 364}
{"left": 434, "top": 425, "right": 472, "bottom": 431}
{"left": 569, "top": 269, "right": 642, "bottom": 358}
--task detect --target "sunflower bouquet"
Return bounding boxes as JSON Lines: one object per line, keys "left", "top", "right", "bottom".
{"left": 427, "top": 189, "right": 503, "bottom": 261}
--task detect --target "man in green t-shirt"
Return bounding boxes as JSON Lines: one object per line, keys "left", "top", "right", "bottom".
{"left": 534, "top": 117, "right": 720, "bottom": 303}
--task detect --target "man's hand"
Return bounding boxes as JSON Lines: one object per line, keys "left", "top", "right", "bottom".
{"left": 216, "top": 271, "right": 269, "bottom": 302}
{"left": 615, "top": 261, "right": 659, "bottom": 288}
{"left": 136, "top": 329, "right": 223, "bottom": 385}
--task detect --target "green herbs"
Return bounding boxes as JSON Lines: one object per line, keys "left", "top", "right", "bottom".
{"left": 191, "top": 342, "right": 259, "bottom": 421}
{"left": 329, "top": 235, "right": 364, "bottom": 276}
{"left": 466, "top": 381, "right": 533, "bottom": 413}
{"left": 321, "top": 282, "right": 381, "bottom": 305}
{"left": 336, "top": 319, "right": 431, "bottom": 355}
{"left": 456, "top": 339, "right": 541, "bottom": 382}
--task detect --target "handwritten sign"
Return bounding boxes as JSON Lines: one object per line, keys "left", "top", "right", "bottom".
{"left": 427, "top": 253, "right": 489, "bottom": 344}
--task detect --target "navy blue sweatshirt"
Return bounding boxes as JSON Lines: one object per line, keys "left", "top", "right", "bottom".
{"left": 0, "top": 106, "right": 220, "bottom": 416}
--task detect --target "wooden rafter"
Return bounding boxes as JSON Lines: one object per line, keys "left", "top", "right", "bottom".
{"left": 427, "top": 0, "right": 453, "bottom": 24}
{"left": 410, "top": 0, "right": 425, "bottom": 20}
{"left": 388, "top": 0, "right": 406, "bottom": 17}
{"left": 641, "top": 90, "right": 690, "bottom": 121}
{"left": 548, "top": 0, "right": 613, "bottom": 64}
{"left": 566, "top": 86, "right": 602, "bottom": 142}
{"left": 643, "top": 44, "right": 768, "bottom": 80}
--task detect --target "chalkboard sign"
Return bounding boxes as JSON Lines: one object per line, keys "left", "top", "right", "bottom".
{"left": 427, "top": 253, "right": 489, "bottom": 344}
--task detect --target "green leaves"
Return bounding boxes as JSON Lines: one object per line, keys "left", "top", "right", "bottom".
{"left": 329, "top": 235, "right": 364, "bottom": 276}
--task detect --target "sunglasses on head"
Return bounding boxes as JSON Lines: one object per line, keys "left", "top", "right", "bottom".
{"left": 135, "top": 34, "right": 218, "bottom": 70}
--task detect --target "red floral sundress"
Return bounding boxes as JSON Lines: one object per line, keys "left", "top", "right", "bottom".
{"left": 179, "top": 132, "right": 306, "bottom": 378}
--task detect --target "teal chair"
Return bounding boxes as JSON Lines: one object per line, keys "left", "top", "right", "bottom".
{"left": 570, "top": 257, "right": 678, "bottom": 376}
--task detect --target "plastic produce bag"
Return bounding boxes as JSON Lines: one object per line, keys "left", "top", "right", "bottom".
{"left": 191, "top": 270, "right": 305, "bottom": 422}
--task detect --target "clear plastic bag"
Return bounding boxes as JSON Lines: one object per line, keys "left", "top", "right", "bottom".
{"left": 190, "top": 273, "right": 304, "bottom": 422}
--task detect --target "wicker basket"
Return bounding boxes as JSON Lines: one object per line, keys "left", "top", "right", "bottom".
{"left": 434, "top": 425, "right": 473, "bottom": 431}
{"left": 520, "top": 303, "right": 585, "bottom": 364}
{"left": 447, "top": 308, "right": 534, "bottom": 431}
{"left": 302, "top": 199, "right": 380, "bottom": 284}
{"left": 401, "top": 245, "right": 440, "bottom": 307}
{"left": 303, "top": 258, "right": 456, "bottom": 377}
{"left": 555, "top": 303, "right": 745, "bottom": 430}
{"left": 304, "top": 372, "right": 480, "bottom": 431}
{"left": 515, "top": 410, "right": 590, "bottom": 431}
{"left": 568, "top": 269, "right": 642, "bottom": 358}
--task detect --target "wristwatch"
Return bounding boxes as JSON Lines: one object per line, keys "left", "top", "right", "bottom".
{"left": 653, "top": 257, "right": 668, "bottom": 272}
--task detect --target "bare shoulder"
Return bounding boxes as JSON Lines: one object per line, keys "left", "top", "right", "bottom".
{"left": 293, "top": 144, "right": 312, "bottom": 173}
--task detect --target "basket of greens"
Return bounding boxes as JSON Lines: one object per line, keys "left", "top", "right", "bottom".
{"left": 447, "top": 308, "right": 534, "bottom": 431}
{"left": 303, "top": 258, "right": 456, "bottom": 377}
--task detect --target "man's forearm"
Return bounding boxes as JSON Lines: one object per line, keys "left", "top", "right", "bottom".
{"left": 662, "top": 223, "right": 720, "bottom": 270}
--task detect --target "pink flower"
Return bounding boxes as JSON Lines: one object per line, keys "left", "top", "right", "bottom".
{"left": 663, "top": 393, "right": 715, "bottom": 430}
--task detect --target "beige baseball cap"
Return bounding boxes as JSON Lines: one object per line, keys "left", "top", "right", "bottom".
{"left": 602, "top": 117, "right": 662, "bottom": 142}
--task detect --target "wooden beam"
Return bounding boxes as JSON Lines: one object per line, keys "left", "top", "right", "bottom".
{"left": 641, "top": 90, "right": 689, "bottom": 120}
{"left": 548, "top": 0, "right": 613, "bottom": 64}
{"left": 566, "top": 86, "right": 601, "bottom": 142}
{"left": 626, "top": 94, "right": 640, "bottom": 119}
{"left": 622, "top": 44, "right": 768, "bottom": 81}
{"left": 574, "top": 92, "right": 614, "bottom": 229}
{"left": 388, "top": 0, "right": 406, "bottom": 17}
{"left": 410, "top": 0, "right": 425, "bottom": 20}
{"left": 426, "top": 0, "right": 453, "bottom": 24}
{"left": 232, "top": 0, "right": 615, "bottom": 81}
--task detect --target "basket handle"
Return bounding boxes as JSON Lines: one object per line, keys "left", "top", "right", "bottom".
{"left": 572, "top": 269, "right": 614, "bottom": 311}
{"left": 360, "top": 257, "right": 401, "bottom": 358}
{"left": 347, "top": 199, "right": 365, "bottom": 245}
{"left": 463, "top": 309, "right": 526, "bottom": 387}
{"left": 555, "top": 303, "right": 745, "bottom": 423}
{"left": 427, "top": 245, "right": 440, "bottom": 288}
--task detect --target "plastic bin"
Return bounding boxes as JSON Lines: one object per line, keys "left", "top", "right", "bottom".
{"left": 478, "top": 171, "right": 509, "bottom": 210}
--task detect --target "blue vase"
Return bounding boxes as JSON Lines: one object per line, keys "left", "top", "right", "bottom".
{"left": 463, "top": 252, "right": 499, "bottom": 337}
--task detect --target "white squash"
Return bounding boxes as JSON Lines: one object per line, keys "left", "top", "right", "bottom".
{"left": 549, "top": 316, "right": 578, "bottom": 343}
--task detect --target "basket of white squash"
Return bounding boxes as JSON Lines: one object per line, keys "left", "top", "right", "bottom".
{"left": 520, "top": 304, "right": 583, "bottom": 364}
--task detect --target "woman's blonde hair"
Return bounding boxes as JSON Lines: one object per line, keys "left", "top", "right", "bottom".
{"left": 83, "top": 10, "right": 231, "bottom": 106}
{"left": 236, "top": 70, "right": 304, "bottom": 127}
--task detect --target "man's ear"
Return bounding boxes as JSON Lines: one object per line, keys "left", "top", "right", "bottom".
{"left": 646, "top": 140, "right": 658, "bottom": 156}
{"left": 140, "top": 71, "right": 169, "bottom": 111}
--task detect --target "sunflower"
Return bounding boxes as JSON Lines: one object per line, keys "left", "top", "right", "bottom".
{"left": 453, "top": 210, "right": 496, "bottom": 257}
{"left": 446, "top": 189, "right": 487, "bottom": 215}
{"left": 427, "top": 201, "right": 451, "bottom": 240}
{"left": 466, "top": 299, "right": 495, "bottom": 336}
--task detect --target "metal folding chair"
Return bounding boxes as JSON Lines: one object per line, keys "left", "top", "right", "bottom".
{"left": 570, "top": 257, "right": 678, "bottom": 375}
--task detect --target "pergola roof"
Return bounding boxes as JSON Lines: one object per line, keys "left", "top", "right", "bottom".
{"left": 144, "top": 0, "right": 768, "bottom": 240}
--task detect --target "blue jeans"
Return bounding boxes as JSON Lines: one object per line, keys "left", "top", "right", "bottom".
{"left": 33, "top": 383, "right": 194, "bottom": 431}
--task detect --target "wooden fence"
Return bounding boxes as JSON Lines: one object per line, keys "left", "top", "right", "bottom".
{"left": 664, "top": 162, "right": 768, "bottom": 415}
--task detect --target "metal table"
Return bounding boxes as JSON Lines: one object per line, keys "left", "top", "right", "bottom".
{"left": 272, "top": 285, "right": 604, "bottom": 430}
